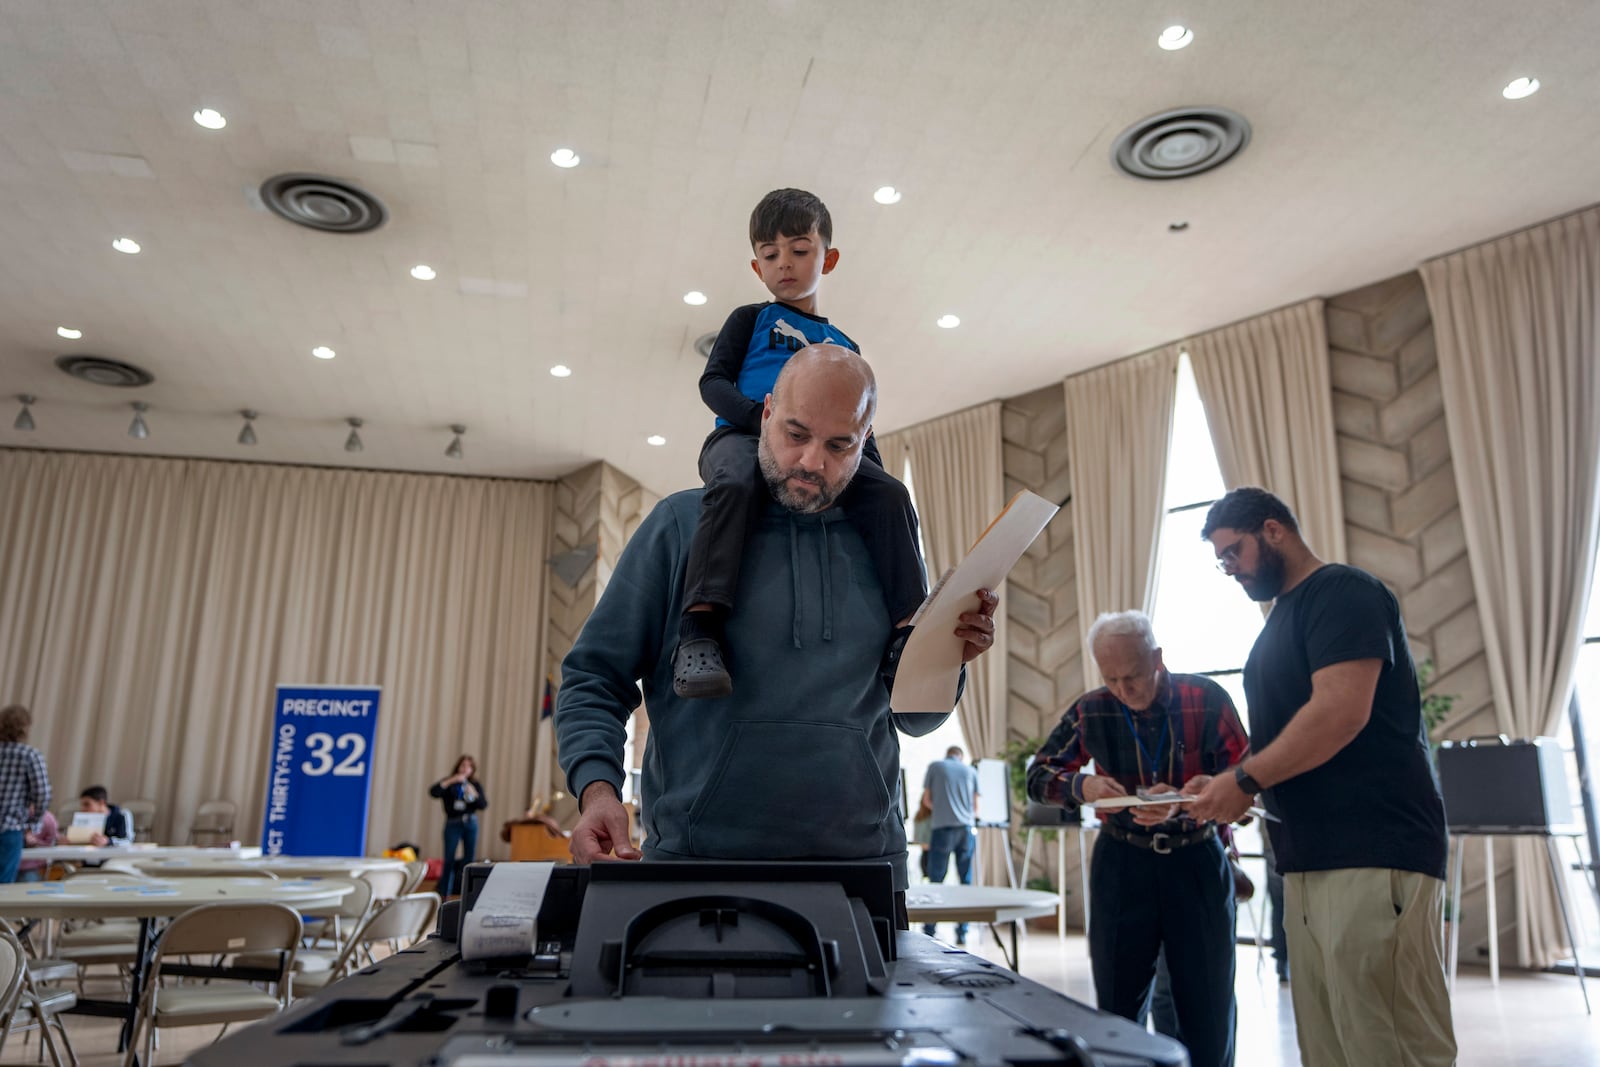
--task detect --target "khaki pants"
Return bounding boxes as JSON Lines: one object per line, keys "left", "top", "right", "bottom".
{"left": 1284, "top": 868, "right": 1456, "bottom": 1067}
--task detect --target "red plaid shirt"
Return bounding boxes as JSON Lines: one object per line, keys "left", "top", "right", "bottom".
{"left": 1027, "top": 671, "right": 1249, "bottom": 834}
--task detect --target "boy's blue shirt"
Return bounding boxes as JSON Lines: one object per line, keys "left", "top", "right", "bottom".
{"left": 700, "top": 302, "right": 860, "bottom": 434}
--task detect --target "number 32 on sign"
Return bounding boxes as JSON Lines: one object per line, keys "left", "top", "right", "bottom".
{"left": 261, "top": 684, "right": 382, "bottom": 856}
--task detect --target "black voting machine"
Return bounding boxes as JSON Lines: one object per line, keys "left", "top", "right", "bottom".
{"left": 188, "top": 860, "right": 1187, "bottom": 1067}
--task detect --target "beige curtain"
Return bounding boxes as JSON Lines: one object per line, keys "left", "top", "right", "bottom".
{"left": 1188, "top": 299, "right": 1347, "bottom": 563}
{"left": 1062, "top": 347, "right": 1181, "bottom": 667}
{"left": 0, "top": 449, "right": 551, "bottom": 858}
{"left": 1420, "top": 204, "right": 1600, "bottom": 969}
{"left": 883, "top": 403, "right": 1008, "bottom": 880}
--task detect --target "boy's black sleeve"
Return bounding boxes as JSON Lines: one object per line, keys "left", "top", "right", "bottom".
{"left": 699, "top": 304, "right": 765, "bottom": 435}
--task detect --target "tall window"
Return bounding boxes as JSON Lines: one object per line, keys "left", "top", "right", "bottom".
{"left": 1148, "top": 355, "right": 1265, "bottom": 716}
{"left": 1558, "top": 545, "right": 1600, "bottom": 952}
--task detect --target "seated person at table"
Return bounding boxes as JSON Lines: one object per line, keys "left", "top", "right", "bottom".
{"left": 17, "top": 810, "right": 59, "bottom": 881}
{"left": 78, "top": 786, "right": 133, "bottom": 846}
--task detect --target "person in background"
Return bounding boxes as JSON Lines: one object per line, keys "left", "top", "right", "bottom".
{"left": 78, "top": 785, "right": 132, "bottom": 846}
{"left": 0, "top": 705, "right": 52, "bottom": 883}
{"left": 430, "top": 755, "right": 487, "bottom": 897}
{"left": 920, "top": 745, "right": 979, "bottom": 945}
{"left": 17, "top": 809, "right": 58, "bottom": 882}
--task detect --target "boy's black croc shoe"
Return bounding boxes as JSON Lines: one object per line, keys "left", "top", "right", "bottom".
{"left": 672, "top": 638, "right": 733, "bottom": 699}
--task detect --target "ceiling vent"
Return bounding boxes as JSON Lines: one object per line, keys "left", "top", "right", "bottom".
{"left": 55, "top": 354, "right": 155, "bottom": 388}
{"left": 694, "top": 332, "right": 719, "bottom": 359}
{"left": 1111, "top": 106, "right": 1251, "bottom": 180}
{"left": 259, "top": 173, "right": 387, "bottom": 234}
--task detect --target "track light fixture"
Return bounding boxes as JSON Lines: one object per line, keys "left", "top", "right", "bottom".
{"left": 128, "top": 401, "right": 150, "bottom": 440}
{"left": 238, "top": 409, "right": 258, "bottom": 446}
{"left": 14, "top": 395, "right": 35, "bottom": 432}
{"left": 445, "top": 424, "right": 465, "bottom": 459}
{"left": 344, "top": 417, "right": 364, "bottom": 453}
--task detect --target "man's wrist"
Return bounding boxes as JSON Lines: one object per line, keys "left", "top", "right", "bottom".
{"left": 579, "top": 780, "right": 621, "bottom": 812}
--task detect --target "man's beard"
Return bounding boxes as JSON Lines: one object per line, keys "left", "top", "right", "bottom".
{"left": 757, "top": 429, "right": 857, "bottom": 514}
{"left": 1240, "top": 539, "right": 1288, "bottom": 602}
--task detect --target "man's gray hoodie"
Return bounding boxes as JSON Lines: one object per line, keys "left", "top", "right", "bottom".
{"left": 556, "top": 489, "right": 951, "bottom": 889}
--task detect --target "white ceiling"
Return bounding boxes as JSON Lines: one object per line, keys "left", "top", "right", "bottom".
{"left": 1, "top": 0, "right": 1595, "bottom": 495}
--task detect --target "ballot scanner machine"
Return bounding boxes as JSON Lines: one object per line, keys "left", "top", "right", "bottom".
{"left": 187, "top": 861, "right": 1187, "bottom": 1067}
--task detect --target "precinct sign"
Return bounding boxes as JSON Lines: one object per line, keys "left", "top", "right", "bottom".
{"left": 260, "top": 684, "right": 382, "bottom": 856}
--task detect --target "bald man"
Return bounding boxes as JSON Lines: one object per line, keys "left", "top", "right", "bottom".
{"left": 557, "top": 345, "right": 999, "bottom": 898}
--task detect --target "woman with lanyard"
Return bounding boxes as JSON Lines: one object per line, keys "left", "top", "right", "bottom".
{"left": 1024, "top": 611, "right": 1250, "bottom": 1067}
{"left": 429, "top": 755, "right": 488, "bottom": 898}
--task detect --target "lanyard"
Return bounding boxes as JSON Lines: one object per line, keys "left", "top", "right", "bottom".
{"left": 1120, "top": 704, "right": 1174, "bottom": 786}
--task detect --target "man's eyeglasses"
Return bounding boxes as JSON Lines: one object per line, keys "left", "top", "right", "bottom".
{"left": 1214, "top": 534, "right": 1251, "bottom": 573}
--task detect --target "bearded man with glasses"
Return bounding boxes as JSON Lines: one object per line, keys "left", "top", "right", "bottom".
{"left": 1186, "top": 487, "right": 1455, "bottom": 1067}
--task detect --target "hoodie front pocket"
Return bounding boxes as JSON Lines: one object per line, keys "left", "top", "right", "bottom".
{"left": 686, "top": 720, "right": 893, "bottom": 860}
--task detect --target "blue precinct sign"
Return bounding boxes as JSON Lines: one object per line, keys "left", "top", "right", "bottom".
{"left": 261, "top": 684, "right": 382, "bottom": 856}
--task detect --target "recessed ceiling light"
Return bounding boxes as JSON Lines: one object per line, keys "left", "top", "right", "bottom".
{"left": 683, "top": 290, "right": 707, "bottom": 305}
{"left": 1502, "top": 76, "right": 1540, "bottom": 100}
{"left": 873, "top": 186, "right": 902, "bottom": 205}
{"left": 193, "top": 108, "right": 227, "bottom": 130}
{"left": 111, "top": 237, "right": 141, "bottom": 254}
{"left": 1158, "top": 25, "right": 1194, "bottom": 50}
{"left": 312, "top": 345, "right": 336, "bottom": 360}
{"left": 410, "top": 264, "right": 437, "bottom": 281}
{"left": 56, "top": 326, "right": 82, "bottom": 339}
{"left": 550, "top": 364, "right": 572, "bottom": 378}
{"left": 936, "top": 314, "right": 961, "bottom": 329}
{"left": 646, "top": 435, "right": 666, "bottom": 447}
{"left": 550, "top": 148, "right": 580, "bottom": 168}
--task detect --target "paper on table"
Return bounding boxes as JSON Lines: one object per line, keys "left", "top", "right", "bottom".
{"left": 460, "top": 862, "right": 553, "bottom": 961}
{"left": 889, "top": 490, "right": 1059, "bottom": 714}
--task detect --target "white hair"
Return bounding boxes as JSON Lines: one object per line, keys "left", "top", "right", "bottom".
{"left": 1087, "top": 610, "right": 1159, "bottom": 654}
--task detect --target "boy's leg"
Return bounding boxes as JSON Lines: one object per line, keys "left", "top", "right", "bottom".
{"left": 835, "top": 457, "right": 928, "bottom": 624}
{"left": 676, "top": 429, "right": 763, "bottom": 698}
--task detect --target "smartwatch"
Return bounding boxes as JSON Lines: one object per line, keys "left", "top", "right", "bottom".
{"left": 1234, "top": 765, "right": 1264, "bottom": 796}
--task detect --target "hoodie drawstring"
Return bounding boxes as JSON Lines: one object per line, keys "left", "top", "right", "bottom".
{"left": 789, "top": 518, "right": 803, "bottom": 649}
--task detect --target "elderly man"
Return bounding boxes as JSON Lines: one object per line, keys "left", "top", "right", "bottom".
{"left": 557, "top": 344, "right": 998, "bottom": 905}
{"left": 1187, "top": 487, "right": 1454, "bottom": 1067}
{"left": 1028, "top": 611, "right": 1248, "bottom": 1067}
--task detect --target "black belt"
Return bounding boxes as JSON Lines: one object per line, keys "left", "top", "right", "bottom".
{"left": 1099, "top": 821, "right": 1215, "bottom": 855}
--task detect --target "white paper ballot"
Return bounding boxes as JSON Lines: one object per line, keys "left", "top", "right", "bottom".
{"left": 65, "top": 811, "right": 107, "bottom": 844}
{"left": 460, "top": 862, "right": 553, "bottom": 961}
{"left": 890, "top": 490, "right": 1059, "bottom": 714}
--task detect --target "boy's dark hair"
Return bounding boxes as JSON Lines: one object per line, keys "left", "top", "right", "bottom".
{"left": 80, "top": 785, "right": 110, "bottom": 804}
{"left": 749, "top": 188, "right": 832, "bottom": 248}
{"left": 1200, "top": 487, "right": 1301, "bottom": 540}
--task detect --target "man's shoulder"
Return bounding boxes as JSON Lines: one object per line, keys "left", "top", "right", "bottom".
{"left": 1167, "top": 672, "right": 1234, "bottom": 699}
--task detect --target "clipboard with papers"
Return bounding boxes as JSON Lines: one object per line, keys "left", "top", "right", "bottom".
{"left": 889, "top": 489, "right": 1059, "bottom": 714}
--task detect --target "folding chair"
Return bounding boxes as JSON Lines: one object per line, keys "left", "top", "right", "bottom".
{"left": 291, "top": 893, "right": 439, "bottom": 997}
{"left": 0, "top": 924, "right": 79, "bottom": 1067}
{"left": 238, "top": 877, "right": 373, "bottom": 978}
{"left": 122, "top": 800, "right": 156, "bottom": 841}
{"left": 186, "top": 800, "right": 237, "bottom": 847}
{"left": 398, "top": 860, "right": 428, "bottom": 896}
{"left": 122, "top": 902, "right": 301, "bottom": 1067}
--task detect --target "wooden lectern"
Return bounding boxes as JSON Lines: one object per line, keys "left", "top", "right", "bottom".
{"left": 506, "top": 819, "right": 573, "bottom": 862}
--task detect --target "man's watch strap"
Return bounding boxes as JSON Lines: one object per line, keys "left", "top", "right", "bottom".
{"left": 1234, "top": 765, "right": 1264, "bottom": 796}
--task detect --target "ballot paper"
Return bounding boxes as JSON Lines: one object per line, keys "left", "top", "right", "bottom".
{"left": 890, "top": 490, "right": 1059, "bottom": 714}
{"left": 460, "top": 862, "right": 553, "bottom": 961}
{"left": 1090, "top": 792, "right": 1196, "bottom": 810}
{"left": 64, "top": 811, "right": 107, "bottom": 845}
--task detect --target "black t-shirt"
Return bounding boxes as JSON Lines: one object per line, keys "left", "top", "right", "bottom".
{"left": 1244, "top": 563, "right": 1447, "bottom": 878}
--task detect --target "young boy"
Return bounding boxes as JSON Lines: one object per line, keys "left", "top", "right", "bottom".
{"left": 675, "top": 188, "right": 927, "bottom": 698}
